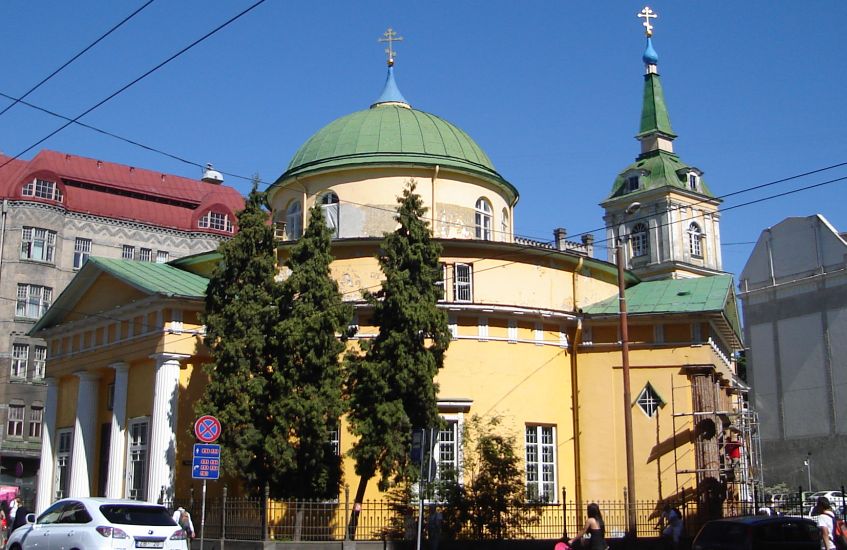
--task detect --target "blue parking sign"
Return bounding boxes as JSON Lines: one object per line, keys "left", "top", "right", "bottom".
{"left": 192, "top": 444, "right": 221, "bottom": 480}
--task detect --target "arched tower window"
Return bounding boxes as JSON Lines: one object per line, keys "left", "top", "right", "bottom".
{"left": 631, "top": 223, "right": 649, "bottom": 257}
{"left": 688, "top": 222, "right": 702, "bottom": 258}
{"left": 475, "top": 198, "right": 492, "bottom": 240}
{"left": 501, "top": 208, "right": 509, "bottom": 242}
{"left": 320, "top": 192, "right": 340, "bottom": 237}
{"left": 285, "top": 200, "right": 303, "bottom": 240}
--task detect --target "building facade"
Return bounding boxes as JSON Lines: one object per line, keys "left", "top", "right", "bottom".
{"left": 0, "top": 150, "right": 243, "bottom": 500}
{"left": 738, "top": 214, "right": 847, "bottom": 488}
{"left": 31, "top": 28, "right": 750, "bottom": 526}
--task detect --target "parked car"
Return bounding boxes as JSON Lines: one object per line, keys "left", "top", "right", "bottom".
{"left": 692, "top": 515, "right": 820, "bottom": 550}
{"left": 809, "top": 490, "right": 846, "bottom": 504}
{"left": 6, "top": 497, "right": 187, "bottom": 550}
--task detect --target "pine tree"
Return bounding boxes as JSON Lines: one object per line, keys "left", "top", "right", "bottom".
{"left": 346, "top": 179, "right": 451, "bottom": 529}
{"left": 269, "top": 203, "right": 351, "bottom": 500}
{"left": 196, "top": 181, "right": 280, "bottom": 496}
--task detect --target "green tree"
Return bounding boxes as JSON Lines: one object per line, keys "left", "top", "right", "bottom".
{"left": 437, "top": 415, "right": 539, "bottom": 541}
{"left": 346, "top": 180, "right": 451, "bottom": 533}
{"left": 196, "top": 181, "right": 280, "bottom": 496}
{"left": 269, "top": 203, "right": 351, "bottom": 501}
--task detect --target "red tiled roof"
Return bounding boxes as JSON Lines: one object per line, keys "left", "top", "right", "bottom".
{"left": 0, "top": 149, "right": 244, "bottom": 233}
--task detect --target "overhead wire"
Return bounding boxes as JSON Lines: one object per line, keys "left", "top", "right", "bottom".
{"left": 0, "top": 0, "right": 158, "bottom": 120}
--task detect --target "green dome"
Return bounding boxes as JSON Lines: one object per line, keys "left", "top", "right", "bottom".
{"left": 278, "top": 104, "right": 517, "bottom": 201}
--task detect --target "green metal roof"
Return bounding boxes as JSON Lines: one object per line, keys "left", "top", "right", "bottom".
{"left": 607, "top": 150, "right": 715, "bottom": 200}
{"left": 638, "top": 72, "right": 675, "bottom": 139}
{"left": 31, "top": 257, "right": 208, "bottom": 334}
{"left": 274, "top": 104, "right": 518, "bottom": 202}
{"left": 585, "top": 274, "right": 734, "bottom": 315}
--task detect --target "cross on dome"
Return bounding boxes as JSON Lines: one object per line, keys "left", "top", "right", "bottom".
{"left": 637, "top": 6, "right": 658, "bottom": 37}
{"left": 379, "top": 27, "right": 404, "bottom": 67}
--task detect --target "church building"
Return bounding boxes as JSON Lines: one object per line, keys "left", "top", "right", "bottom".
{"left": 30, "top": 16, "right": 751, "bottom": 533}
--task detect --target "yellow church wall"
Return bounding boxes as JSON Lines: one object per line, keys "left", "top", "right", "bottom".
{"left": 126, "top": 360, "right": 155, "bottom": 420}
{"left": 55, "top": 375, "right": 79, "bottom": 429}
{"left": 64, "top": 274, "right": 147, "bottom": 323}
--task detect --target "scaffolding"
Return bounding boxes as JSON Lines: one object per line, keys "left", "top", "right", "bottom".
{"left": 669, "top": 374, "right": 764, "bottom": 515}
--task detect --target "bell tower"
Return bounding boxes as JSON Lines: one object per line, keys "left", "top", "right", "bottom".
{"left": 601, "top": 9, "right": 723, "bottom": 280}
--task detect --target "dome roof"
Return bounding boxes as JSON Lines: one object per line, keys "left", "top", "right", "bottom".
{"left": 277, "top": 104, "right": 517, "bottom": 200}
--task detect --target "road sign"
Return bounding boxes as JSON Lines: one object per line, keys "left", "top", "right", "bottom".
{"left": 192, "top": 444, "right": 221, "bottom": 480}
{"left": 194, "top": 415, "right": 221, "bottom": 443}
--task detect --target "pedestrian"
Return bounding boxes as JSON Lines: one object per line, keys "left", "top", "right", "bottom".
{"left": 813, "top": 496, "right": 836, "bottom": 550}
{"left": 172, "top": 507, "right": 195, "bottom": 548}
{"left": 8, "top": 497, "right": 19, "bottom": 526}
{"left": 569, "top": 503, "right": 607, "bottom": 550}
{"left": 11, "top": 499, "right": 30, "bottom": 533}
{"left": 660, "top": 504, "right": 683, "bottom": 550}
{"left": 427, "top": 504, "right": 443, "bottom": 550}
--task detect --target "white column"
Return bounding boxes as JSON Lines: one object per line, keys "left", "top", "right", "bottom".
{"left": 35, "top": 378, "right": 59, "bottom": 513}
{"left": 68, "top": 371, "right": 99, "bottom": 497}
{"left": 105, "top": 362, "right": 130, "bottom": 498}
{"left": 146, "top": 353, "right": 186, "bottom": 503}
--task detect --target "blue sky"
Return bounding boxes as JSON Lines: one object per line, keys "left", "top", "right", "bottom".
{"left": 1, "top": 2, "right": 845, "bottom": 279}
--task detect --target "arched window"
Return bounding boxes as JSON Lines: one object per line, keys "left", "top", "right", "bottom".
{"left": 631, "top": 223, "right": 649, "bottom": 257}
{"left": 475, "top": 198, "right": 492, "bottom": 240}
{"left": 501, "top": 208, "right": 509, "bottom": 242}
{"left": 285, "top": 200, "right": 303, "bottom": 240}
{"left": 688, "top": 222, "right": 702, "bottom": 257}
{"left": 320, "top": 192, "right": 340, "bottom": 238}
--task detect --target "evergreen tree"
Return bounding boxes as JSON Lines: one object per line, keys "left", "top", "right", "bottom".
{"left": 346, "top": 179, "right": 451, "bottom": 524}
{"left": 196, "top": 181, "right": 280, "bottom": 496}
{"left": 269, "top": 203, "right": 351, "bottom": 499}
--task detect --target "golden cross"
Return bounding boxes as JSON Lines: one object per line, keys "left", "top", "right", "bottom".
{"left": 637, "top": 6, "right": 658, "bottom": 37}
{"left": 378, "top": 27, "right": 404, "bottom": 66}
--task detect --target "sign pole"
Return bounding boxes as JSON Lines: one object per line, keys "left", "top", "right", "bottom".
{"left": 200, "top": 479, "right": 207, "bottom": 550}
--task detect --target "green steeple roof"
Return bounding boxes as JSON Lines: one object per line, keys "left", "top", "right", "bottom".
{"left": 638, "top": 72, "right": 676, "bottom": 139}
{"left": 607, "top": 150, "right": 714, "bottom": 199}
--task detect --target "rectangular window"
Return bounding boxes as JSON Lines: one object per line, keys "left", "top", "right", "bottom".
{"left": 139, "top": 248, "right": 152, "bottom": 262}
{"left": 73, "top": 238, "right": 91, "bottom": 269}
{"left": 199, "top": 211, "right": 233, "bottom": 232}
{"left": 55, "top": 429, "right": 73, "bottom": 499}
{"left": 454, "top": 264, "right": 473, "bottom": 302}
{"left": 7, "top": 404, "right": 24, "bottom": 437}
{"left": 16, "top": 284, "right": 53, "bottom": 319}
{"left": 11, "top": 344, "right": 28, "bottom": 379}
{"left": 329, "top": 423, "right": 340, "bottom": 456}
{"left": 22, "top": 178, "right": 63, "bottom": 201}
{"left": 20, "top": 227, "right": 56, "bottom": 262}
{"left": 156, "top": 250, "right": 169, "bottom": 263}
{"left": 435, "top": 420, "right": 459, "bottom": 481}
{"left": 435, "top": 263, "right": 447, "bottom": 301}
{"left": 28, "top": 407, "right": 43, "bottom": 438}
{"left": 122, "top": 245, "right": 135, "bottom": 260}
{"left": 33, "top": 346, "right": 47, "bottom": 379}
{"left": 126, "top": 418, "right": 149, "bottom": 501}
{"left": 526, "top": 425, "right": 556, "bottom": 503}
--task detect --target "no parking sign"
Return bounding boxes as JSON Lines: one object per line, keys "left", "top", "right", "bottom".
{"left": 194, "top": 415, "right": 221, "bottom": 443}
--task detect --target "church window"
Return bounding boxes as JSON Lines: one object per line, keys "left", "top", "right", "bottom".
{"left": 320, "top": 192, "right": 340, "bottom": 238}
{"left": 688, "top": 223, "right": 703, "bottom": 257}
{"left": 435, "top": 263, "right": 447, "bottom": 301}
{"left": 475, "top": 198, "right": 492, "bottom": 240}
{"left": 501, "top": 208, "right": 509, "bottom": 241}
{"left": 636, "top": 383, "right": 664, "bottom": 417}
{"left": 285, "top": 200, "right": 303, "bottom": 240}
{"left": 454, "top": 264, "right": 473, "bottom": 302}
{"left": 631, "top": 223, "right": 649, "bottom": 257}
{"left": 22, "top": 178, "right": 63, "bottom": 202}
{"left": 526, "top": 425, "right": 556, "bottom": 503}
{"left": 688, "top": 172, "right": 698, "bottom": 191}
{"left": 11, "top": 344, "right": 28, "bottom": 379}
{"left": 434, "top": 420, "right": 459, "bottom": 482}
{"left": 21, "top": 227, "right": 56, "bottom": 263}
{"left": 198, "top": 211, "right": 233, "bottom": 233}
{"left": 626, "top": 175, "right": 640, "bottom": 193}
{"left": 73, "top": 238, "right": 91, "bottom": 269}
{"left": 126, "top": 418, "right": 150, "bottom": 501}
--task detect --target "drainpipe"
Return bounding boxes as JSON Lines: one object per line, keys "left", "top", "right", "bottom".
{"left": 570, "top": 257, "right": 584, "bottom": 508}
{"left": 0, "top": 200, "right": 7, "bottom": 287}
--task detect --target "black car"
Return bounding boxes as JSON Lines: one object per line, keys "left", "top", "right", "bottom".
{"left": 692, "top": 515, "right": 821, "bottom": 550}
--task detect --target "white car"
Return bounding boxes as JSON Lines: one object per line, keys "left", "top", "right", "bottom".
{"left": 6, "top": 497, "right": 188, "bottom": 550}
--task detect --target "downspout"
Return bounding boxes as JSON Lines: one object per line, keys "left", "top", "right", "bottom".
{"left": 0, "top": 200, "right": 7, "bottom": 287}
{"left": 570, "top": 257, "right": 584, "bottom": 509}
{"left": 431, "top": 165, "right": 439, "bottom": 230}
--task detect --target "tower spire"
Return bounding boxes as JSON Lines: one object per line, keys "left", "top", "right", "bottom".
{"left": 372, "top": 27, "right": 410, "bottom": 108}
{"left": 635, "top": 7, "right": 675, "bottom": 155}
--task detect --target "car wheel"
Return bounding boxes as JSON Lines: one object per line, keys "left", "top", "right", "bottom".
{"left": 9, "top": 543, "right": 22, "bottom": 550}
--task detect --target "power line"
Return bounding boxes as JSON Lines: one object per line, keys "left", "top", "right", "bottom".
{"left": 0, "top": 0, "right": 268, "bottom": 173}
{"left": 0, "top": 0, "right": 157, "bottom": 120}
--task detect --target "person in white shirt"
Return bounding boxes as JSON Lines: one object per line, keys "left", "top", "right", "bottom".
{"left": 813, "top": 496, "right": 836, "bottom": 550}
{"left": 172, "top": 507, "right": 195, "bottom": 548}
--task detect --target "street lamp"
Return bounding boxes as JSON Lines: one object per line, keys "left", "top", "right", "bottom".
{"left": 804, "top": 455, "right": 812, "bottom": 492}
{"left": 616, "top": 202, "right": 640, "bottom": 539}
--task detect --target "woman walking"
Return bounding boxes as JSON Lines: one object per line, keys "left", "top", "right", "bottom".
{"left": 813, "top": 496, "right": 836, "bottom": 550}
{"left": 569, "top": 503, "right": 608, "bottom": 550}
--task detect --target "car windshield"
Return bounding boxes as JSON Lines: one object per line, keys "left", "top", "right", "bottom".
{"left": 99, "top": 505, "right": 176, "bottom": 526}
{"left": 696, "top": 521, "right": 748, "bottom": 545}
